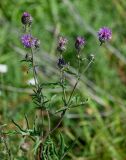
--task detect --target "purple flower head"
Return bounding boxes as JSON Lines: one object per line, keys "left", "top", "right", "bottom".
{"left": 21, "top": 34, "right": 36, "bottom": 48}
{"left": 75, "top": 36, "right": 85, "bottom": 51}
{"left": 57, "top": 36, "right": 68, "bottom": 52}
{"left": 21, "top": 12, "right": 32, "bottom": 25}
{"left": 98, "top": 27, "right": 112, "bottom": 45}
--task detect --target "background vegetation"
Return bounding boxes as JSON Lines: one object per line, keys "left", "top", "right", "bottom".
{"left": 0, "top": 0, "right": 126, "bottom": 159}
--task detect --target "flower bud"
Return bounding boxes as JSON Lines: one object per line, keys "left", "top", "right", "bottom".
{"left": 75, "top": 36, "right": 85, "bottom": 51}
{"left": 35, "top": 38, "right": 40, "bottom": 48}
{"left": 21, "top": 12, "right": 32, "bottom": 25}
{"left": 88, "top": 54, "right": 95, "bottom": 61}
{"left": 57, "top": 36, "right": 68, "bottom": 52}
{"left": 57, "top": 58, "right": 66, "bottom": 69}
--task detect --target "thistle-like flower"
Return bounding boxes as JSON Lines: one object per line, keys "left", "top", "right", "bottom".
{"left": 98, "top": 27, "right": 112, "bottom": 45}
{"left": 75, "top": 36, "right": 85, "bottom": 51}
{"left": 57, "top": 36, "right": 68, "bottom": 52}
{"left": 21, "top": 34, "right": 36, "bottom": 48}
{"left": 21, "top": 12, "right": 32, "bottom": 25}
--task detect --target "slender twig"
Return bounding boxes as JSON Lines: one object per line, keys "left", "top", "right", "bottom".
{"left": 83, "top": 59, "right": 93, "bottom": 74}
{"left": 67, "top": 77, "right": 80, "bottom": 106}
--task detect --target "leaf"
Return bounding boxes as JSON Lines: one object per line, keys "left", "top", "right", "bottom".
{"left": 33, "top": 137, "right": 42, "bottom": 155}
{"left": 49, "top": 138, "right": 58, "bottom": 158}
{"left": 11, "top": 119, "right": 26, "bottom": 133}
{"left": 58, "top": 133, "right": 66, "bottom": 158}
{"left": 60, "top": 138, "right": 77, "bottom": 160}
{"left": 50, "top": 94, "right": 57, "bottom": 101}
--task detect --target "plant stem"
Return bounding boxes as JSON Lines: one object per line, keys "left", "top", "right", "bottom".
{"left": 67, "top": 55, "right": 81, "bottom": 106}
{"left": 50, "top": 110, "right": 66, "bottom": 134}
{"left": 67, "top": 77, "right": 80, "bottom": 106}
{"left": 48, "top": 54, "right": 82, "bottom": 135}
{"left": 47, "top": 110, "right": 51, "bottom": 132}
{"left": 30, "top": 48, "right": 45, "bottom": 160}
{"left": 59, "top": 53, "right": 67, "bottom": 106}
{"left": 31, "top": 48, "right": 38, "bottom": 88}
{"left": 83, "top": 58, "right": 93, "bottom": 73}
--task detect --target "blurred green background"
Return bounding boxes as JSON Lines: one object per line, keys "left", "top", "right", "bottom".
{"left": 1, "top": 0, "right": 126, "bottom": 159}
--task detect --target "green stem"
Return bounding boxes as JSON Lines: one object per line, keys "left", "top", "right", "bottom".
{"left": 31, "top": 48, "right": 38, "bottom": 88}
{"left": 83, "top": 58, "right": 93, "bottom": 73}
{"left": 60, "top": 69, "right": 67, "bottom": 105}
{"left": 47, "top": 110, "right": 51, "bottom": 132}
{"left": 67, "top": 55, "right": 81, "bottom": 106}
{"left": 47, "top": 54, "right": 81, "bottom": 135}
{"left": 59, "top": 53, "right": 67, "bottom": 105}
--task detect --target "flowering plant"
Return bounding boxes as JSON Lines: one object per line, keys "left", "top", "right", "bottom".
{"left": 9, "top": 12, "right": 112, "bottom": 160}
